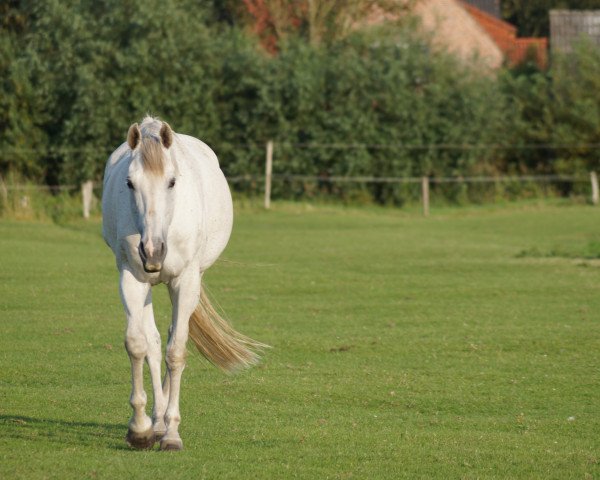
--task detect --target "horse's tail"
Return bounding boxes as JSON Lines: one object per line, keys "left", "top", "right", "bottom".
{"left": 188, "top": 288, "right": 267, "bottom": 373}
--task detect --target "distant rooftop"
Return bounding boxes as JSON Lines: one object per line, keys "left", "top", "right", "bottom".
{"left": 462, "top": 2, "right": 548, "bottom": 68}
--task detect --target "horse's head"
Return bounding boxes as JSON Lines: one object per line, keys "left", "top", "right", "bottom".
{"left": 125, "top": 121, "right": 177, "bottom": 273}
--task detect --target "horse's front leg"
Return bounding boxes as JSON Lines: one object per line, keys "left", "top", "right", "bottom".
{"left": 143, "top": 290, "right": 168, "bottom": 440}
{"left": 160, "top": 267, "right": 200, "bottom": 451}
{"left": 120, "top": 267, "right": 155, "bottom": 449}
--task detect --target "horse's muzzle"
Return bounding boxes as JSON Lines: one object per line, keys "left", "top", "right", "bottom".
{"left": 138, "top": 239, "right": 167, "bottom": 273}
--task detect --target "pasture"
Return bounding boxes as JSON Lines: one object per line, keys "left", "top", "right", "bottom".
{"left": 0, "top": 202, "right": 599, "bottom": 479}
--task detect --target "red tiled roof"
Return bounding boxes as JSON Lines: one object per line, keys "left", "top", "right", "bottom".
{"left": 462, "top": 2, "right": 548, "bottom": 68}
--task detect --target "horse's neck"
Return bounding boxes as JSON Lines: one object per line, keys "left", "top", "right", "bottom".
{"left": 173, "top": 137, "right": 203, "bottom": 209}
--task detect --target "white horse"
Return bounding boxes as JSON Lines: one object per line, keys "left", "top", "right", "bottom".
{"left": 102, "top": 116, "right": 263, "bottom": 451}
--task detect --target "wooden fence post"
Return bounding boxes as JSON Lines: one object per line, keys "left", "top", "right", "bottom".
{"left": 82, "top": 180, "right": 93, "bottom": 219}
{"left": 264, "top": 140, "right": 273, "bottom": 210}
{"left": 421, "top": 176, "right": 430, "bottom": 217}
{"left": 0, "top": 174, "right": 7, "bottom": 208}
{"left": 591, "top": 171, "right": 599, "bottom": 206}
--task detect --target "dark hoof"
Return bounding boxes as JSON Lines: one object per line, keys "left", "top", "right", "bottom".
{"left": 126, "top": 428, "right": 156, "bottom": 450}
{"left": 160, "top": 437, "right": 183, "bottom": 451}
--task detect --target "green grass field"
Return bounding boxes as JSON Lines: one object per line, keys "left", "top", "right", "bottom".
{"left": 1, "top": 202, "right": 599, "bottom": 479}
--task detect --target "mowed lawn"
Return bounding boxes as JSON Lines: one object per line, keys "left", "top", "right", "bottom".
{"left": 0, "top": 203, "right": 599, "bottom": 479}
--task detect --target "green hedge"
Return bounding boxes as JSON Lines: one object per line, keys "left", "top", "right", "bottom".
{"left": 2, "top": 1, "right": 599, "bottom": 204}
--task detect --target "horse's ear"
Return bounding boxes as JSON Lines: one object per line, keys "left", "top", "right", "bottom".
{"left": 127, "top": 123, "right": 141, "bottom": 150}
{"left": 160, "top": 122, "right": 173, "bottom": 149}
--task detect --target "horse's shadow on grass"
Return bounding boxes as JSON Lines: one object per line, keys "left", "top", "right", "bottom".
{"left": 0, "top": 414, "right": 130, "bottom": 450}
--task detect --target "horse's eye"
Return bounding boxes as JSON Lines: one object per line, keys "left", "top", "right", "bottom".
{"left": 126, "top": 179, "right": 134, "bottom": 190}
{"left": 168, "top": 177, "right": 176, "bottom": 189}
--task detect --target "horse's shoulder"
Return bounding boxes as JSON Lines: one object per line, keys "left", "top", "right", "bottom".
{"left": 103, "top": 143, "right": 131, "bottom": 185}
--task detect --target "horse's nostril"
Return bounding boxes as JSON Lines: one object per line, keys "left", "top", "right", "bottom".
{"left": 139, "top": 242, "right": 147, "bottom": 260}
{"left": 161, "top": 242, "right": 165, "bottom": 255}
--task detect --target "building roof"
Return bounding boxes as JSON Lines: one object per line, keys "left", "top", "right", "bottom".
{"left": 242, "top": 0, "right": 548, "bottom": 69}
{"left": 461, "top": 2, "right": 548, "bottom": 68}
{"left": 412, "top": 0, "right": 504, "bottom": 69}
{"left": 398, "top": 0, "right": 547, "bottom": 69}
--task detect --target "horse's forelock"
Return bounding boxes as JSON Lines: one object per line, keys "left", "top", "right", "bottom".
{"left": 140, "top": 137, "right": 165, "bottom": 176}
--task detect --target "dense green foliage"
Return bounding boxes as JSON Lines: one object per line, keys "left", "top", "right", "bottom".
{"left": 500, "top": 41, "right": 600, "bottom": 176}
{"left": 1, "top": 204, "right": 599, "bottom": 478}
{"left": 1, "top": 1, "right": 600, "bottom": 204}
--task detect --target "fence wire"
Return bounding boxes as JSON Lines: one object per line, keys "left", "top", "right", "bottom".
{"left": 2, "top": 142, "right": 599, "bottom": 213}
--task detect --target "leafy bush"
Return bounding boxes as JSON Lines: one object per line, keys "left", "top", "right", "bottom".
{"left": 2, "top": 3, "right": 599, "bottom": 205}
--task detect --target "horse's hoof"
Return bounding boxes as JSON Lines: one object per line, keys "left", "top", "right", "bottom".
{"left": 160, "top": 437, "right": 183, "bottom": 451}
{"left": 126, "top": 428, "right": 156, "bottom": 450}
{"left": 153, "top": 429, "right": 167, "bottom": 441}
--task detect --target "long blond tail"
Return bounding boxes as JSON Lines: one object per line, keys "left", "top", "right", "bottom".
{"left": 188, "top": 288, "right": 267, "bottom": 373}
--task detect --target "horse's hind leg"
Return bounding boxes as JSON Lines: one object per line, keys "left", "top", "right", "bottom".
{"left": 143, "top": 291, "right": 167, "bottom": 440}
{"left": 120, "top": 268, "right": 155, "bottom": 449}
{"left": 160, "top": 267, "right": 200, "bottom": 451}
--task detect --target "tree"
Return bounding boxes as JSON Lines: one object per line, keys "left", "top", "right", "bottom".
{"left": 1, "top": 0, "right": 222, "bottom": 184}
{"left": 502, "top": 0, "right": 600, "bottom": 37}
{"left": 551, "top": 40, "right": 600, "bottom": 174}
{"left": 242, "top": 0, "right": 419, "bottom": 51}
{"left": 0, "top": 0, "right": 59, "bottom": 181}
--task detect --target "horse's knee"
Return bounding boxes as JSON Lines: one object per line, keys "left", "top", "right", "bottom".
{"left": 165, "top": 347, "right": 186, "bottom": 370}
{"left": 125, "top": 332, "right": 147, "bottom": 359}
{"left": 130, "top": 390, "right": 147, "bottom": 410}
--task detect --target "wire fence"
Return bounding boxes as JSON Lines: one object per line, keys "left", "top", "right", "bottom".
{"left": 2, "top": 173, "right": 595, "bottom": 219}
{"left": 3, "top": 142, "right": 600, "bottom": 153}
{"left": 227, "top": 173, "right": 589, "bottom": 184}
{"left": 2, "top": 141, "right": 600, "bottom": 217}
